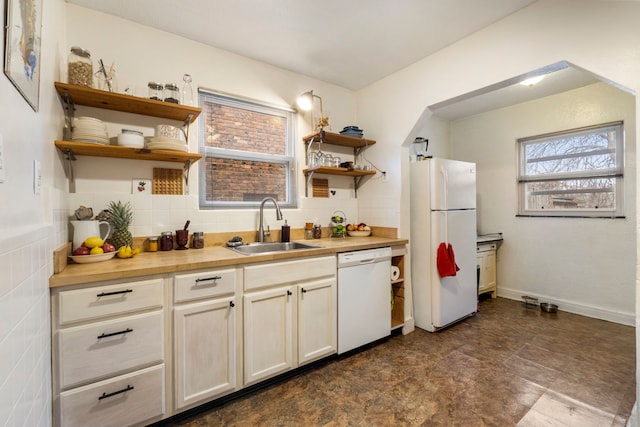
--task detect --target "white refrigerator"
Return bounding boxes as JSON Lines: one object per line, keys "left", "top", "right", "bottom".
{"left": 410, "top": 158, "right": 477, "bottom": 332}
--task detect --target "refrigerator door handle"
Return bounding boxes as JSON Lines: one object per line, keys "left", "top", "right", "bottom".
{"left": 441, "top": 166, "right": 449, "bottom": 243}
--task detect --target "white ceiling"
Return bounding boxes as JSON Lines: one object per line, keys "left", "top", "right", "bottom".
{"left": 67, "top": 0, "right": 607, "bottom": 120}
{"left": 66, "top": 0, "right": 538, "bottom": 91}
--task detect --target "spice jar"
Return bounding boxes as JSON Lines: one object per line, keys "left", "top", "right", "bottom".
{"left": 304, "top": 222, "right": 314, "bottom": 240}
{"left": 148, "top": 82, "right": 163, "bottom": 100}
{"left": 147, "top": 236, "right": 159, "bottom": 252}
{"left": 313, "top": 224, "right": 322, "bottom": 239}
{"left": 191, "top": 232, "right": 204, "bottom": 249}
{"left": 164, "top": 83, "right": 180, "bottom": 104}
{"left": 67, "top": 47, "right": 93, "bottom": 87}
{"left": 160, "top": 231, "right": 173, "bottom": 251}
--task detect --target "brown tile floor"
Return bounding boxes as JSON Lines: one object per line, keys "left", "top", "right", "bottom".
{"left": 164, "top": 297, "right": 636, "bottom": 426}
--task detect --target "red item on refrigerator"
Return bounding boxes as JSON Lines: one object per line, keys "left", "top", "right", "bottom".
{"left": 437, "top": 242, "right": 460, "bottom": 278}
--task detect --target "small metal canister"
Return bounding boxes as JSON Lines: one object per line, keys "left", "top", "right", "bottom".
{"left": 148, "top": 82, "right": 164, "bottom": 100}
{"left": 164, "top": 83, "right": 180, "bottom": 103}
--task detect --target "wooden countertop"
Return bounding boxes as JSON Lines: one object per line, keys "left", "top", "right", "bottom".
{"left": 50, "top": 237, "right": 408, "bottom": 288}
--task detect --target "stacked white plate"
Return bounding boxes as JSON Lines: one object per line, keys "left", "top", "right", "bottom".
{"left": 146, "top": 136, "right": 188, "bottom": 152}
{"left": 72, "top": 117, "right": 109, "bottom": 144}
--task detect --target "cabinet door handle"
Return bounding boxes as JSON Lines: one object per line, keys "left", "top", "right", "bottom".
{"left": 97, "top": 328, "right": 133, "bottom": 339}
{"left": 229, "top": 301, "right": 235, "bottom": 308}
{"left": 98, "top": 385, "right": 134, "bottom": 401}
{"left": 301, "top": 288, "right": 307, "bottom": 293}
{"left": 195, "top": 275, "right": 222, "bottom": 283}
{"left": 96, "top": 289, "right": 133, "bottom": 297}
{"left": 287, "top": 290, "right": 292, "bottom": 296}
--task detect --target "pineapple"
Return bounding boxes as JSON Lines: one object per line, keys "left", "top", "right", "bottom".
{"left": 106, "top": 201, "right": 133, "bottom": 250}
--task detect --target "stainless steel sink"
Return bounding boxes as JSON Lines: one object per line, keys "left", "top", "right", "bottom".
{"left": 228, "top": 241, "right": 321, "bottom": 255}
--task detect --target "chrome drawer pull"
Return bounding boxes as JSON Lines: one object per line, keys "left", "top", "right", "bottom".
{"left": 98, "top": 385, "right": 134, "bottom": 401}
{"left": 195, "top": 275, "right": 222, "bottom": 283}
{"left": 96, "top": 289, "right": 133, "bottom": 297}
{"left": 97, "top": 328, "right": 133, "bottom": 339}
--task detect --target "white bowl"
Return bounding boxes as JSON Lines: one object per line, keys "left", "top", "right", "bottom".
{"left": 69, "top": 251, "right": 116, "bottom": 263}
{"left": 155, "top": 124, "right": 184, "bottom": 141}
{"left": 347, "top": 230, "right": 372, "bottom": 237}
{"left": 117, "top": 129, "right": 144, "bottom": 148}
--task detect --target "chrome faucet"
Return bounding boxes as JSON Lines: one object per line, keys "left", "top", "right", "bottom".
{"left": 258, "top": 197, "right": 283, "bottom": 242}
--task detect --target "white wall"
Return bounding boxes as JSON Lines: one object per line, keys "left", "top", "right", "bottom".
{"left": 62, "top": 5, "right": 364, "bottom": 238}
{"left": 452, "top": 82, "right": 636, "bottom": 323}
{"left": 0, "top": 0, "right": 66, "bottom": 425}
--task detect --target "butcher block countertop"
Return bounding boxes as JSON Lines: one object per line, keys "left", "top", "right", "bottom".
{"left": 50, "top": 236, "right": 408, "bottom": 288}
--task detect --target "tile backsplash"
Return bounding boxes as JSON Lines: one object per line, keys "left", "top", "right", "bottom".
{"left": 0, "top": 225, "right": 53, "bottom": 426}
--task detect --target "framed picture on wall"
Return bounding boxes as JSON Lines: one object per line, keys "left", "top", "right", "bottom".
{"left": 3, "top": 0, "right": 43, "bottom": 111}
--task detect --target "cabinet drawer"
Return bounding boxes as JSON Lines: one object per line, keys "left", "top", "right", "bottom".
{"left": 174, "top": 268, "right": 236, "bottom": 303}
{"left": 59, "top": 364, "right": 165, "bottom": 427}
{"left": 59, "top": 310, "right": 164, "bottom": 389}
{"left": 477, "top": 243, "right": 497, "bottom": 252}
{"left": 244, "top": 255, "right": 336, "bottom": 291}
{"left": 58, "top": 278, "right": 164, "bottom": 325}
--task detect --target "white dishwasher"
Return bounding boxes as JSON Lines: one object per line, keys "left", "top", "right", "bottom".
{"left": 337, "top": 247, "right": 392, "bottom": 354}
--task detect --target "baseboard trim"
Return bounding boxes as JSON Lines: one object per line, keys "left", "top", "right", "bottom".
{"left": 498, "top": 287, "right": 635, "bottom": 326}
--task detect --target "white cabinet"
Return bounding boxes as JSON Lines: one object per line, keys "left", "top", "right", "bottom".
{"left": 244, "top": 286, "right": 295, "bottom": 384}
{"left": 51, "top": 278, "right": 166, "bottom": 427}
{"left": 173, "top": 268, "right": 239, "bottom": 410}
{"left": 243, "top": 256, "right": 337, "bottom": 385}
{"left": 477, "top": 243, "right": 497, "bottom": 298}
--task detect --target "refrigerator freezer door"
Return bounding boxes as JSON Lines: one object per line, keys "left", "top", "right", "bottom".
{"left": 430, "top": 209, "right": 477, "bottom": 328}
{"left": 430, "top": 158, "right": 476, "bottom": 210}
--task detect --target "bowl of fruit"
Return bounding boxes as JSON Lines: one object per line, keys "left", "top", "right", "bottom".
{"left": 347, "top": 223, "right": 372, "bottom": 237}
{"left": 70, "top": 236, "right": 117, "bottom": 263}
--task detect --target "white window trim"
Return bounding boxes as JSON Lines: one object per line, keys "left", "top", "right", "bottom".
{"left": 517, "top": 121, "right": 624, "bottom": 218}
{"left": 198, "top": 89, "right": 297, "bottom": 209}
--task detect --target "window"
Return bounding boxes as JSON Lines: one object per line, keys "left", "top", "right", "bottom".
{"left": 517, "top": 121, "right": 624, "bottom": 217}
{"left": 198, "top": 90, "right": 296, "bottom": 208}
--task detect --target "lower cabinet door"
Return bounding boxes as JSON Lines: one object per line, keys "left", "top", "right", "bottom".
{"left": 298, "top": 278, "right": 337, "bottom": 365}
{"left": 173, "top": 297, "right": 237, "bottom": 409}
{"left": 244, "top": 286, "right": 294, "bottom": 385}
{"left": 59, "top": 364, "right": 165, "bottom": 427}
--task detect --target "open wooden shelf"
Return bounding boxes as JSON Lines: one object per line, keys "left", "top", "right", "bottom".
{"left": 54, "top": 82, "right": 201, "bottom": 123}
{"left": 303, "top": 130, "right": 376, "bottom": 149}
{"left": 55, "top": 140, "right": 202, "bottom": 164}
{"left": 302, "top": 166, "right": 376, "bottom": 177}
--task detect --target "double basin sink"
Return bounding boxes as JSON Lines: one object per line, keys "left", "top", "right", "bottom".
{"left": 228, "top": 241, "right": 321, "bottom": 256}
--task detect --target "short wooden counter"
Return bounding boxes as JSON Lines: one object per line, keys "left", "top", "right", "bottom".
{"left": 50, "top": 236, "right": 408, "bottom": 288}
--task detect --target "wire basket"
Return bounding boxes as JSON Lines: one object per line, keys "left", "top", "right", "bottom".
{"left": 330, "top": 210, "right": 347, "bottom": 238}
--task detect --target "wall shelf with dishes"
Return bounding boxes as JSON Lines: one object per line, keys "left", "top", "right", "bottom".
{"left": 53, "top": 82, "right": 202, "bottom": 193}
{"left": 302, "top": 130, "right": 377, "bottom": 197}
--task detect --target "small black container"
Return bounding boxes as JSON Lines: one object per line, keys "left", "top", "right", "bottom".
{"left": 281, "top": 220, "right": 290, "bottom": 243}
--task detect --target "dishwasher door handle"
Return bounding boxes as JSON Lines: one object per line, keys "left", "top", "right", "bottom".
{"left": 357, "top": 258, "right": 376, "bottom": 265}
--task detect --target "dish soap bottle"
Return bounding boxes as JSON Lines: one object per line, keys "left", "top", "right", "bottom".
{"left": 281, "top": 220, "right": 290, "bottom": 242}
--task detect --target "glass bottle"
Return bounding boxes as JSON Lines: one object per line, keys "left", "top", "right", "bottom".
{"left": 67, "top": 47, "right": 93, "bottom": 87}
{"left": 182, "top": 74, "right": 194, "bottom": 106}
{"left": 313, "top": 224, "right": 322, "bottom": 239}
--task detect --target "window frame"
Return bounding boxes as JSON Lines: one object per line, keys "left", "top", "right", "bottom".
{"left": 197, "top": 89, "right": 297, "bottom": 209}
{"left": 517, "top": 121, "right": 624, "bottom": 218}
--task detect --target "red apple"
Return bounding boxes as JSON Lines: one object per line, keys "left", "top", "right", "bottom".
{"left": 102, "top": 243, "right": 116, "bottom": 253}
{"left": 73, "top": 246, "right": 90, "bottom": 256}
